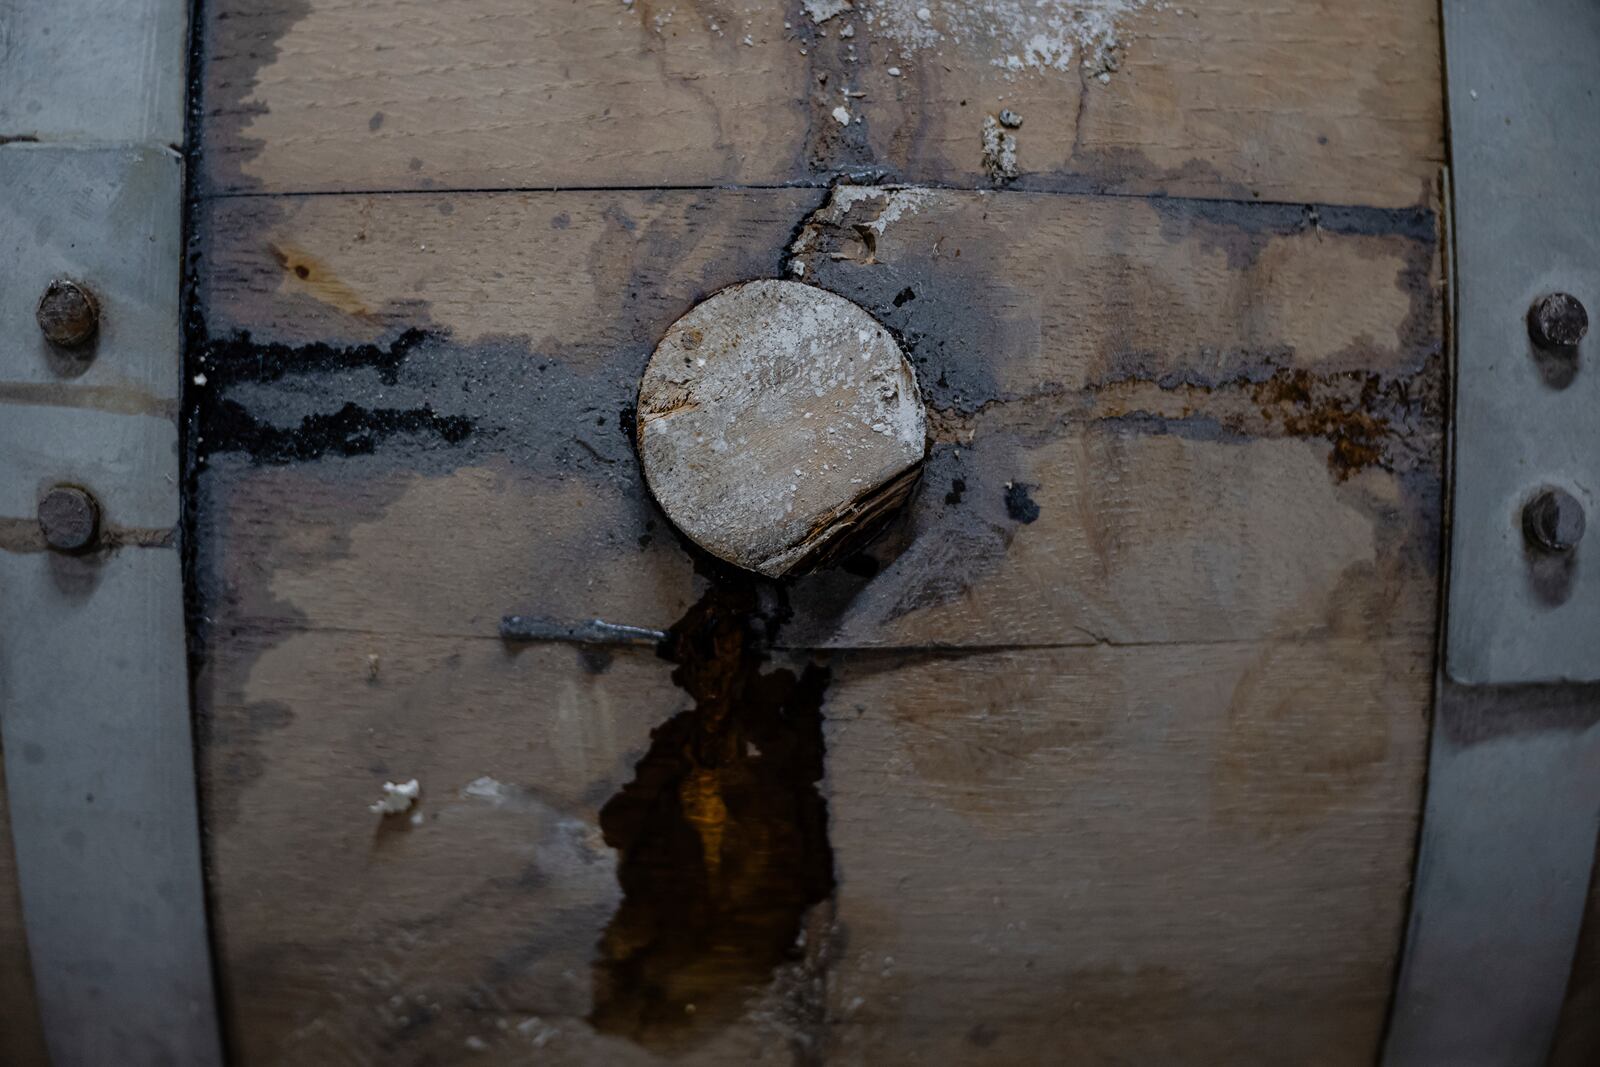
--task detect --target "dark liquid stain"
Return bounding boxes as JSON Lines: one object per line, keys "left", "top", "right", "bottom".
{"left": 590, "top": 576, "right": 834, "bottom": 1051}
{"left": 1004, "top": 481, "right": 1041, "bottom": 524}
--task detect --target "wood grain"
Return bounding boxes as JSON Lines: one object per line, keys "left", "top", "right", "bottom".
{"left": 820, "top": 638, "right": 1431, "bottom": 1064}
{"left": 190, "top": 183, "right": 1442, "bottom": 1063}
{"left": 197, "top": 185, "right": 1444, "bottom": 651}
{"left": 198, "top": 0, "right": 1442, "bottom": 206}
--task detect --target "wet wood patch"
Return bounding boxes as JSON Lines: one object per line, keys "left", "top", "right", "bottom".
{"left": 591, "top": 575, "right": 834, "bottom": 1053}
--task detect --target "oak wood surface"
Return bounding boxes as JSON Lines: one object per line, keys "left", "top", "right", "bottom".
{"left": 198, "top": 0, "right": 1443, "bottom": 207}
{"left": 191, "top": 0, "right": 1450, "bottom": 1059}
{"left": 191, "top": 179, "right": 1443, "bottom": 1063}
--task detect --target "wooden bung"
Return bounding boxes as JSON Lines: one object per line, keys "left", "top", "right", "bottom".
{"left": 636, "top": 280, "right": 927, "bottom": 577}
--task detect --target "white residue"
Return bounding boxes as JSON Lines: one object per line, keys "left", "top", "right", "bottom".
{"left": 981, "top": 114, "right": 1018, "bottom": 181}
{"left": 858, "top": 0, "right": 1145, "bottom": 75}
{"left": 369, "top": 778, "right": 420, "bottom": 815}
{"left": 832, "top": 105, "right": 852, "bottom": 125}
{"left": 832, "top": 185, "right": 937, "bottom": 234}
{"left": 462, "top": 776, "right": 513, "bottom": 804}
{"left": 804, "top": 0, "right": 853, "bottom": 21}
{"left": 785, "top": 185, "right": 937, "bottom": 277}
{"left": 517, "top": 1017, "right": 560, "bottom": 1048}
{"left": 460, "top": 775, "right": 563, "bottom": 818}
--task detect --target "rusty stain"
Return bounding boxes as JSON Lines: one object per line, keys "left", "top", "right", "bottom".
{"left": 270, "top": 243, "right": 374, "bottom": 318}
{"left": 923, "top": 355, "right": 1440, "bottom": 483}
{"left": 784, "top": 181, "right": 1441, "bottom": 492}
{"left": 0, "top": 516, "right": 175, "bottom": 554}
{"left": 0, "top": 381, "right": 178, "bottom": 420}
{"left": 1249, "top": 367, "right": 1399, "bottom": 480}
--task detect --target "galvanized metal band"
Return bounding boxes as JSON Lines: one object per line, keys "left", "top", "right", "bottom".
{"left": 1443, "top": 0, "right": 1600, "bottom": 685}
{"left": 0, "top": 0, "right": 188, "bottom": 146}
{"left": 1386, "top": 685, "right": 1600, "bottom": 1064}
{"left": 0, "top": 0, "right": 223, "bottom": 1062}
{"left": 1387, "top": 0, "right": 1600, "bottom": 1060}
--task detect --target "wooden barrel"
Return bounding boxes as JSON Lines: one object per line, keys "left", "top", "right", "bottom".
{"left": 1, "top": 0, "right": 1597, "bottom": 1063}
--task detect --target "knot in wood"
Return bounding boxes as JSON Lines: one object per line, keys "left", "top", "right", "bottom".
{"left": 636, "top": 280, "right": 927, "bottom": 577}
